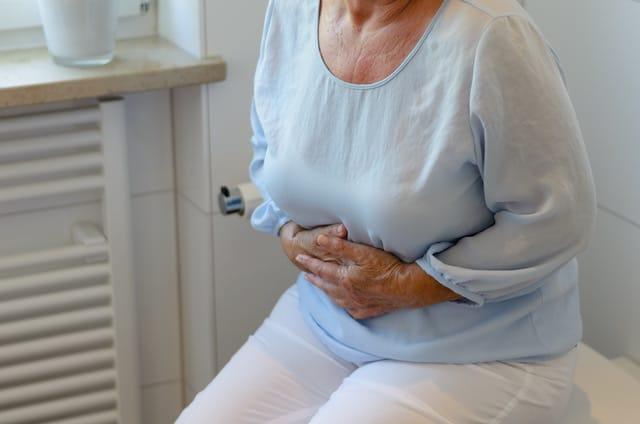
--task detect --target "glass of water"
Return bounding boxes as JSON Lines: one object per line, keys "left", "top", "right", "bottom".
{"left": 38, "top": 0, "right": 118, "bottom": 67}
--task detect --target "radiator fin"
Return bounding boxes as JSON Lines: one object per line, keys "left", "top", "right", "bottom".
{"left": 0, "top": 103, "right": 141, "bottom": 422}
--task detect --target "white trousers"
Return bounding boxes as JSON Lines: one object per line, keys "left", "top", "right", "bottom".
{"left": 176, "top": 284, "right": 577, "bottom": 424}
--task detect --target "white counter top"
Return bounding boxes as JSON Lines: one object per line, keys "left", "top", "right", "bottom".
{"left": 0, "top": 36, "right": 226, "bottom": 108}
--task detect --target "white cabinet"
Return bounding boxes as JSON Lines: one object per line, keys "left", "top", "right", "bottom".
{"left": 0, "top": 92, "right": 182, "bottom": 423}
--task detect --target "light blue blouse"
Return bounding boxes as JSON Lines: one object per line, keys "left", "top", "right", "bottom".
{"left": 249, "top": 0, "right": 597, "bottom": 365}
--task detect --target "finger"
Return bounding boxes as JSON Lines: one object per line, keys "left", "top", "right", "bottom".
{"left": 312, "top": 224, "right": 347, "bottom": 240}
{"left": 293, "top": 231, "right": 323, "bottom": 257}
{"left": 327, "top": 223, "right": 347, "bottom": 238}
{"left": 280, "top": 221, "right": 303, "bottom": 240}
{"left": 294, "top": 233, "right": 341, "bottom": 262}
{"left": 314, "top": 235, "right": 364, "bottom": 263}
{"left": 296, "top": 254, "right": 344, "bottom": 283}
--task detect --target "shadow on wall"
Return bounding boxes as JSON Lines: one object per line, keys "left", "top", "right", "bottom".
{"left": 563, "top": 387, "right": 598, "bottom": 424}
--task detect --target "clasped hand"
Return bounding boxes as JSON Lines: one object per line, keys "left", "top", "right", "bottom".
{"left": 279, "top": 221, "right": 432, "bottom": 320}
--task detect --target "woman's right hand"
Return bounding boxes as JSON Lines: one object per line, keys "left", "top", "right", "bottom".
{"left": 279, "top": 221, "right": 348, "bottom": 272}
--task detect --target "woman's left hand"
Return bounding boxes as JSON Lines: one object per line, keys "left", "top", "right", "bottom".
{"left": 295, "top": 234, "right": 459, "bottom": 319}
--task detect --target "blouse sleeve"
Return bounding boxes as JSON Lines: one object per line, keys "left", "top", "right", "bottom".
{"left": 248, "top": 0, "right": 291, "bottom": 237}
{"left": 415, "top": 15, "right": 597, "bottom": 306}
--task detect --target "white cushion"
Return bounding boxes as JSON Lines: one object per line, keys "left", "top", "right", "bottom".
{"left": 562, "top": 343, "right": 640, "bottom": 423}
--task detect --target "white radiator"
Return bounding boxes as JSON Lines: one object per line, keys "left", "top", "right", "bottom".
{"left": 0, "top": 101, "right": 142, "bottom": 423}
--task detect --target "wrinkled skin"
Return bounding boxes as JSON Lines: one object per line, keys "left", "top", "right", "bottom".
{"left": 278, "top": 221, "right": 349, "bottom": 272}
{"left": 279, "top": 221, "right": 458, "bottom": 320}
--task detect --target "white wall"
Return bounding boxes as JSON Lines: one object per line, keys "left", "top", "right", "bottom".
{"left": 0, "top": 92, "right": 184, "bottom": 423}
{"left": 158, "top": 0, "right": 204, "bottom": 57}
{"left": 173, "top": 84, "right": 218, "bottom": 399}
{"left": 125, "top": 91, "right": 184, "bottom": 421}
{"left": 526, "top": 0, "right": 640, "bottom": 361}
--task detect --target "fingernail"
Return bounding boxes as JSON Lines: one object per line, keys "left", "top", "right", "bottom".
{"left": 296, "top": 254, "right": 307, "bottom": 262}
{"left": 317, "top": 234, "right": 328, "bottom": 246}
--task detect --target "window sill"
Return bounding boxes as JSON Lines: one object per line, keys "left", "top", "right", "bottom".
{"left": 0, "top": 35, "right": 226, "bottom": 108}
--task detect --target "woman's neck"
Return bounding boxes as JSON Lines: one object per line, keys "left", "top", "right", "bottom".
{"left": 340, "top": 0, "right": 417, "bottom": 30}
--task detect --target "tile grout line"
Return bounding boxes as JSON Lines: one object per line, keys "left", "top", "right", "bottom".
{"left": 170, "top": 88, "right": 188, "bottom": 409}
{"left": 203, "top": 83, "right": 220, "bottom": 378}
{"left": 141, "top": 378, "right": 182, "bottom": 390}
{"left": 177, "top": 190, "right": 213, "bottom": 216}
{"left": 598, "top": 203, "right": 640, "bottom": 230}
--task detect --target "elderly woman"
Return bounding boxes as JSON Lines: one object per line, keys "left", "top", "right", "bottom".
{"left": 178, "top": 0, "right": 596, "bottom": 422}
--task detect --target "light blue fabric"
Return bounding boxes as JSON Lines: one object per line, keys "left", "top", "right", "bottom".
{"left": 249, "top": 0, "right": 597, "bottom": 364}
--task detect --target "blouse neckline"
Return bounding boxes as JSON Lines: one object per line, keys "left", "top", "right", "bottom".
{"left": 313, "top": 0, "right": 452, "bottom": 90}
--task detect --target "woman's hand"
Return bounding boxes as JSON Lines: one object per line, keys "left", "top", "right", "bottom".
{"left": 279, "top": 221, "right": 349, "bottom": 272}
{"left": 296, "top": 235, "right": 461, "bottom": 319}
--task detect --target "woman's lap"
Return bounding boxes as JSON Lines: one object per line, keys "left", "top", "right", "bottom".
{"left": 177, "top": 284, "right": 577, "bottom": 423}
{"left": 175, "top": 284, "right": 356, "bottom": 423}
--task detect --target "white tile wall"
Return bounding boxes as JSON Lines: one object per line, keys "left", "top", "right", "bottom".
{"left": 126, "top": 91, "right": 176, "bottom": 195}
{"left": 177, "top": 193, "right": 217, "bottom": 392}
{"left": 141, "top": 381, "right": 184, "bottom": 424}
{"left": 184, "top": 384, "right": 198, "bottom": 408}
{"left": 205, "top": 0, "right": 269, "bottom": 193}
{"left": 577, "top": 208, "right": 640, "bottom": 362}
{"left": 173, "top": 86, "right": 213, "bottom": 213}
{"left": 527, "top": 0, "right": 640, "bottom": 226}
{"left": 158, "top": 0, "right": 204, "bottom": 58}
{"left": 212, "top": 213, "right": 299, "bottom": 368}
{"left": 124, "top": 92, "right": 183, "bottom": 407}
{"left": 131, "top": 192, "right": 182, "bottom": 385}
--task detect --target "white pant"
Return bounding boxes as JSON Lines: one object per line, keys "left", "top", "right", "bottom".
{"left": 177, "top": 284, "right": 577, "bottom": 423}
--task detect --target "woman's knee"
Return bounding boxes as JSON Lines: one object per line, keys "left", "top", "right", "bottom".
{"left": 310, "top": 350, "right": 577, "bottom": 424}
{"left": 177, "top": 333, "right": 351, "bottom": 424}
{"left": 175, "top": 339, "right": 272, "bottom": 423}
{"left": 176, "top": 284, "right": 354, "bottom": 423}
{"left": 309, "top": 377, "right": 440, "bottom": 424}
